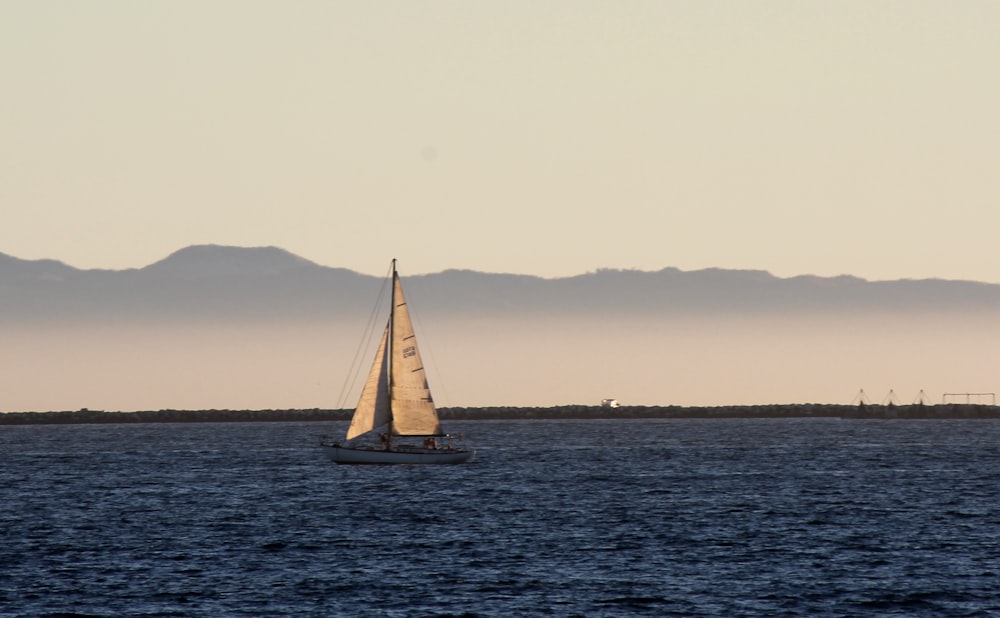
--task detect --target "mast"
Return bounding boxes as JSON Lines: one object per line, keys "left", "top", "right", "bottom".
{"left": 386, "top": 258, "right": 396, "bottom": 447}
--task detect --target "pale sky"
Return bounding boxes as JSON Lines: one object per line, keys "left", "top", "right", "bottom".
{"left": 3, "top": 1, "right": 999, "bottom": 281}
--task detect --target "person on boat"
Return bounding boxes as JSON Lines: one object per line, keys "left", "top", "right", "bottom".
{"left": 423, "top": 437, "right": 437, "bottom": 449}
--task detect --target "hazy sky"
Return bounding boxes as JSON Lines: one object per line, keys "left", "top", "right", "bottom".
{"left": 3, "top": 1, "right": 999, "bottom": 281}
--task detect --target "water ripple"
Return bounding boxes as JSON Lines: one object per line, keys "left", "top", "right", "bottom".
{"left": 2, "top": 419, "right": 999, "bottom": 616}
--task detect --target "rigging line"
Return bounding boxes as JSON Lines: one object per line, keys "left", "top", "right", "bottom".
{"left": 408, "top": 296, "right": 452, "bottom": 407}
{"left": 334, "top": 262, "right": 394, "bottom": 410}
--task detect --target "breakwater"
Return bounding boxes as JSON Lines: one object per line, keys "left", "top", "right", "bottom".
{"left": 2, "top": 403, "right": 1000, "bottom": 425}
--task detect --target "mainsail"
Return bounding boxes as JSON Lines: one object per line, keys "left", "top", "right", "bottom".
{"left": 344, "top": 266, "right": 441, "bottom": 440}
{"left": 388, "top": 273, "right": 441, "bottom": 436}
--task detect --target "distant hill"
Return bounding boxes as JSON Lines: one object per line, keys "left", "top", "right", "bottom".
{"left": 143, "top": 245, "right": 326, "bottom": 278}
{"left": 2, "top": 244, "right": 1000, "bottom": 324}
{"left": 0, "top": 245, "right": 376, "bottom": 323}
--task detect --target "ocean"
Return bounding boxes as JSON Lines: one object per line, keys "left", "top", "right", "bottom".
{"left": 2, "top": 418, "right": 999, "bottom": 617}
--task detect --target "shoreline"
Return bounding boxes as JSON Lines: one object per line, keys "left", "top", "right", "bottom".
{"left": 2, "top": 403, "right": 1000, "bottom": 425}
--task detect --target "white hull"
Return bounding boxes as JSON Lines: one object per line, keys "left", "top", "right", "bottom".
{"left": 323, "top": 444, "right": 475, "bottom": 465}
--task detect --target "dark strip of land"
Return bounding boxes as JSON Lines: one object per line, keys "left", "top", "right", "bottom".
{"left": 2, "top": 404, "right": 999, "bottom": 425}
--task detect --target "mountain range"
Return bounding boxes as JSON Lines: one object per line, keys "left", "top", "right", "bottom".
{"left": 3, "top": 244, "right": 1000, "bottom": 323}
{"left": 4, "top": 244, "right": 1000, "bottom": 411}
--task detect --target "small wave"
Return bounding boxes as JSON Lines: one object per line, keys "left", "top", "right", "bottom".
{"left": 597, "top": 596, "right": 669, "bottom": 607}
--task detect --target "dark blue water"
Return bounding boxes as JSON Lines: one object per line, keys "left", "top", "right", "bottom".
{"left": 2, "top": 419, "right": 999, "bottom": 617}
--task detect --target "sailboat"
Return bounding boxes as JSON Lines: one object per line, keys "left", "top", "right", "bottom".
{"left": 321, "top": 260, "right": 474, "bottom": 464}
